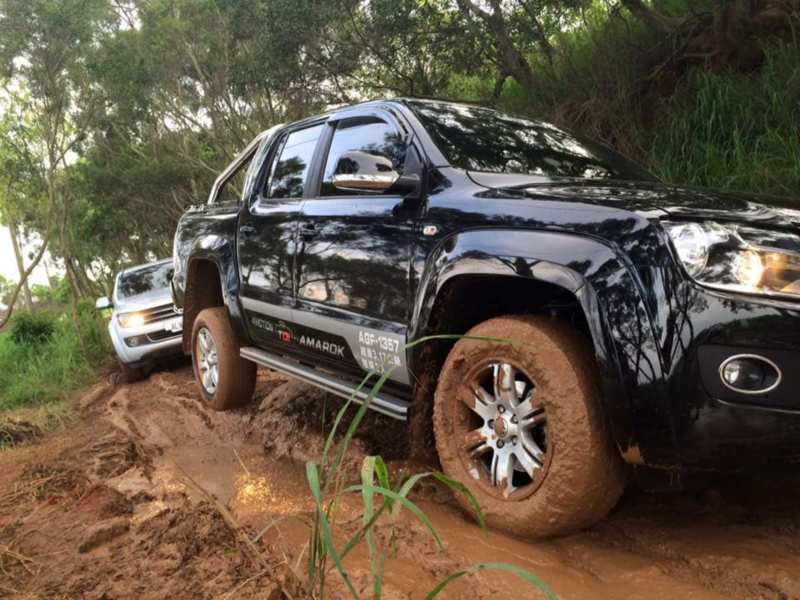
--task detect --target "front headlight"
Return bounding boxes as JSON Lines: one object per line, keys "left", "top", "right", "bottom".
{"left": 665, "top": 221, "right": 800, "bottom": 299}
{"left": 118, "top": 312, "right": 146, "bottom": 328}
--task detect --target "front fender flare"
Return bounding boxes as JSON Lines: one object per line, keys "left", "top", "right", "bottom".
{"left": 410, "top": 228, "right": 676, "bottom": 467}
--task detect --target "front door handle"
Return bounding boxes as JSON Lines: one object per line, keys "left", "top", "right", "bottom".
{"left": 240, "top": 224, "right": 256, "bottom": 237}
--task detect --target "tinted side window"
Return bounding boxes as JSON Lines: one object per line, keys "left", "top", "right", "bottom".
{"left": 321, "top": 118, "right": 406, "bottom": 197}
{"left": 267, "top": 125, "right": 323, "bottom": 199}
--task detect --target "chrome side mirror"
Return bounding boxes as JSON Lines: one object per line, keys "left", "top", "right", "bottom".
{"left": 332, "top": 150, "right": 400, "bottom": 193}
{"left": 95, "top": 296, "right": 112, "bottom": 310}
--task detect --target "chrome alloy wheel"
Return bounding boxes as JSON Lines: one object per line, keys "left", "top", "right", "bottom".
{"left": 458, "top": 362, "right": 551, "bottom": 500}
{"left": 196, "top": 327, "right": 219, "bottom": 395}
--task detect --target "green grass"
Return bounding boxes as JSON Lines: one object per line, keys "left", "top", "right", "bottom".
{"left": 651, "top": 42, "right": 800, "bottom": 198}
{"left": 0, "top": 307, "right": 112, "bottom": 411}
{"left": 299, "top": 335, "right": 557, "bottom": 600}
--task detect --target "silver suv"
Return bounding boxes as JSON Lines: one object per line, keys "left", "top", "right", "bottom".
{"left": 96, "top": 259, "right": 183, "bottom": 382}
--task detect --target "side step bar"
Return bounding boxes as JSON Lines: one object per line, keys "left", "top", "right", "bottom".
{"left": 240, "top": 346, "right": 410, "bottom": 421}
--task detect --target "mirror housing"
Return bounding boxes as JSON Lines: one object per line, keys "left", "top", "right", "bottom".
{"left": 95, "top": 296, "right": 112, "bottom": 310}
{"left": 332, "top": 150, "right": 400, "bottom": 194}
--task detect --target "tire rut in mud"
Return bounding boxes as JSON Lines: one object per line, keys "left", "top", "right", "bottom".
{"left": 4, "top": 364, "right": 800, "bottom": 600}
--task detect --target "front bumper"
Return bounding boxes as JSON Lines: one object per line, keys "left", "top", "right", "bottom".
{"left": 593, "top": 264, "right": 800, "bottom": 471}
{"left": 665, "top": 281, "right": 800, "bottom": 470}
{"left": 108, "top": 315, "right": 184, "bottom": 368}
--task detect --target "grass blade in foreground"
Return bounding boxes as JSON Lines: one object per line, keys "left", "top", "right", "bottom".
{"left": 426, "top": 562, "right": 558, "bottom": 600}
{"left": 306, "top": 461, "right": 360, "bottom": 599}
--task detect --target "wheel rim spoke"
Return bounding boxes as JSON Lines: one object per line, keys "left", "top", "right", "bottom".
{"left": 203, "top": 370, "right": 213, "bottom": 391}
{"left": 210, "top": 366, "right": 218, "bottom": 388}
{"left": 514, "top": 444, "right": 543, "bottom": 479}
{"left": 493, "top": 363, "right": 517, "bottom": 405}
{"left": 491, "top": 450, "right": 515, "bottom": 489}
{"left": 462, "top": 429, "right": 491, "bottom": 459}
{"left": 518, "top": 396, "right": 546, "bottom": 428}
{"left": 521, "top": 435, "right": 545, "bottom": 463}
{"left": 462, "top": 386, "right": 495, "bottom": 421}
{"left": 198, "top": 332, "right": 209, "bottom": 355}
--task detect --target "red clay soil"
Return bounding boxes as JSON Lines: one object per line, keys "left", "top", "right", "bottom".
{"left": 1, "top": 363, "right": 800, "bottom": 599}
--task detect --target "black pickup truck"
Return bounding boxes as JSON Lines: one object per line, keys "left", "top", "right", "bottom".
{"left": 172, "top": 99, "right": 800, "bottom": 537}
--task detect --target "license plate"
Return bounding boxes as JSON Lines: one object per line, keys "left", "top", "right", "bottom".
{"left": 165, "top": 320, "right": 182, "bottom": 333}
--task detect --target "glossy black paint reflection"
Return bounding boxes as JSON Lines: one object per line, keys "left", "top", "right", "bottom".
{"left": 296, "top": 197, "right": 414, "bottom": 325}
{"left": 408, "top": 99, "right": 657, "bottom": 181}
{"left": 173, "top": 98, "right": 800, "bottom": 473}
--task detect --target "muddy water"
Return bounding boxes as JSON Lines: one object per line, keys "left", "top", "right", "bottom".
{"left": 27, "top": 363, "right": 800, "bottom": 599}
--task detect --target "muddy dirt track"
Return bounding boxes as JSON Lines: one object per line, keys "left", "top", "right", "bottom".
{"left": 2, "top": 362, "right": 800, "bottom": 599}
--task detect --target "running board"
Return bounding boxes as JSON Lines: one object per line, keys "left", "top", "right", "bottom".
{"left": 240, "top": 346, "right": 410, "bottom": 421}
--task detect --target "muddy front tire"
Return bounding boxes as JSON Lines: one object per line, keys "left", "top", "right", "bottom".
{"left": 119, "top": 361, "right": 145, "bottom": 384}
{"left": 191, "top": 307, "right": 256, "bottom": 411}
{"left": 433, "top": 315, "right": 626, "bottom": 538}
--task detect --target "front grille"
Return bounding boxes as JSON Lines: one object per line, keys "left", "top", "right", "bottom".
{"left": 142, "top": 304, "right": 178, "bottom": 324}
{"left": 147, "top": 329, "right": 181, "bottom": 343}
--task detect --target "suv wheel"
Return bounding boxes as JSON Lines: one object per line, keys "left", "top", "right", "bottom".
{"left": 191, "top": 307, "right": 256, "bottom": 411}
{"left": 119, "top": 360, "right": 145, "bottom": 384}
{"left": 433, "top": 315, "right": 626, "bottom": 538}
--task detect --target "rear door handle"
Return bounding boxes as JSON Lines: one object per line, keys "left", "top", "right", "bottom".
{"left": 240, "top": 224, "right": 256, "bottom": 236}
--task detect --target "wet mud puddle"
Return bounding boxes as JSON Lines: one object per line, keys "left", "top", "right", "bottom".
{"left": 3, "top": 365, "right": 800, "bottom": 600}
{"left": 108, "top": 368, "right": 800, "bottom": 599}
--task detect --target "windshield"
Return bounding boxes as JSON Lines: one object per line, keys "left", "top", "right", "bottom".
{"left": 117, "top": 263, "right": 174, "bottom": 299}
{"left": 408, "top": 100, "right": 657, "bottom": 182}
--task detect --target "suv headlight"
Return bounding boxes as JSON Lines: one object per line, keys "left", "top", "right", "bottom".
{"left": 118, "top": 312, "right": 146, "bottom": 328}
{"left": 665, "top": 221, "right": 800, "bottom": 299}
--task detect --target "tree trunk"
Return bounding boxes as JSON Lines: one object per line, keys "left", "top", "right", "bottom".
{"left": 620, "top": 0, "right": 680, "bottom": 35}
{"left": 56, "top": 189, "right": 90, "bottom": 359}
{"left": 457, "top": 0, "right": 537, "bottom": 89}
{"left": 9, "top": 222, "right": 33, "bottom": 311}
{"left": 0, "top": 216, "right": 53, "bottom": 330}
{"left": 43, "top": 260, "right": 55, "bottom": 289}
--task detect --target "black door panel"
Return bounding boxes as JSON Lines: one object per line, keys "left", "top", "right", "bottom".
{"left": 294, "top": 113, "right": 418, "bottom": 385}
{"left": 238, "top": 124, "right": 324, "bottom": 346}
{"left": 296, "top": 198, "right": 412, "bottom": 323}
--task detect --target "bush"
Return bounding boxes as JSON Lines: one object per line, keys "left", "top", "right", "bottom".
{"left": 0, "top": 306, "right": 112, "bottom": 410}
{"left": 9, "top": 311, "right": 57, "bottom": 345}
{"left": 650, "top": 42, "right": 800, "bottom": 198}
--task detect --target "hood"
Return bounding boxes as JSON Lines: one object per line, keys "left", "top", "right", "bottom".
{"left": 468, "top": 172, "right": 800, "bottom": 230}
{"left": 114, "top": 287, "right": 174, "bottom": 314}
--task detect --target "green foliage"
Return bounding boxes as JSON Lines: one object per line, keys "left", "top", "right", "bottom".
{"left": 298, "top": 334, "right": 551, "bottom": 599}
{"left": 651, "top": 41, "right": 800, "bottom": 197}
{"left": 8, "top": 310, "right": 56, "bottom": 345}
{"left": 0, "top": 308, "right": 112, "bottom": 410}
{"left": 0, "top": 275, "right": 16, "bottom": 307}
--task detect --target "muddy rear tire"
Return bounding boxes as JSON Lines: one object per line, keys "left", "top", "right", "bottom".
{"left": 433, "top": 315, "right": 626, "bottom": 538}
{"left": 119, "top": 361, "right": 145, "bottom": 384}
{"left": 191, "top": 307, "right": 256, "bottom": 411}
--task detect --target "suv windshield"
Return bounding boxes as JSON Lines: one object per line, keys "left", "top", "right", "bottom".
{"left": 408, "top": 100, "right": 657, "bottom": 182}
{"left": 117, "top": 263, "right": 174, "bottom": 299}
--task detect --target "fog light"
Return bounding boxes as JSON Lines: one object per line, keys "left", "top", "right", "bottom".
{"left": 719, "top": 355, "right": 781, "bottom": 394}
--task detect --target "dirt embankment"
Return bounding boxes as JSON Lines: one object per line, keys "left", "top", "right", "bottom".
{"left": 2, "top": 363, "right": 800, "bottom": 599}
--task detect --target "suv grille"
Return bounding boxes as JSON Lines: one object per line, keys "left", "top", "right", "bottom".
{"left": 142, "top": 303, "right": 178, "bottom": 324}
{"left": 147, "top": 329, "right": 181, "bottom": 343}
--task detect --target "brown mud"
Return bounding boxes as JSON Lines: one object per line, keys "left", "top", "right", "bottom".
{"left": 1, "top": 362, "right": 800, "bottom": 599}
